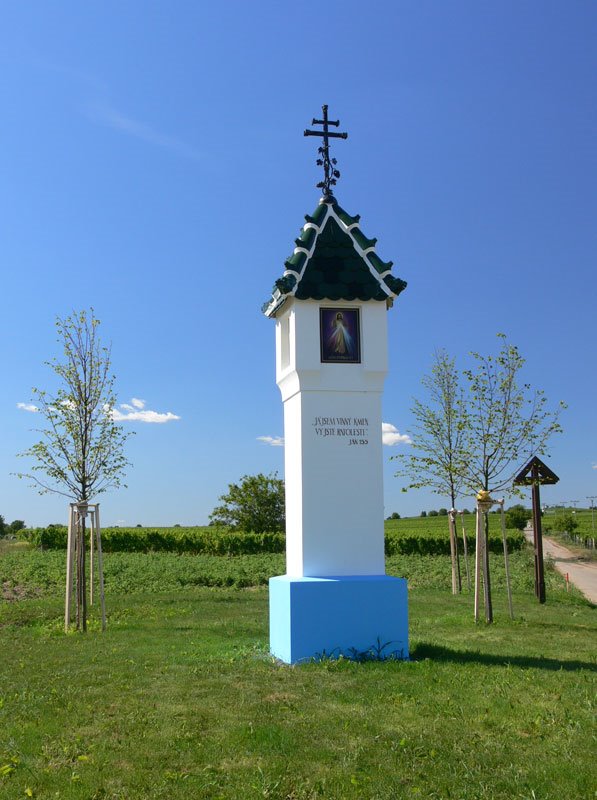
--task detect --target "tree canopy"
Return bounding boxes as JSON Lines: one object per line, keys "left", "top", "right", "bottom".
{"left": 505, "top": 504, "right": 532, "bottom": 531}
{"left": 0, "top": 517, "right": 26, "bottom": 536}
{"left": 462, "top": 335, "right": 564, "bottom": 493}
{"left": 395, "top": 336, "right": 565, "bottom": 503}
{"left": 209, "top": 473, "right": 285, "bottom": 533}
{"left": 392, "top": 349, "right": 469, "bottom": 507}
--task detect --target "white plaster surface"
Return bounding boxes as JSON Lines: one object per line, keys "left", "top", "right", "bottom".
{"left": 276, "top": 298, "right": 389, "bottom": 577}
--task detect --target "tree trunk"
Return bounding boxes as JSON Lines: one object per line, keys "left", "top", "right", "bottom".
{"left": 75, "top": 520, "right": 80, "bottom": 629}
{"left": 451, "top": 490, "right": 461, "bottom": 592}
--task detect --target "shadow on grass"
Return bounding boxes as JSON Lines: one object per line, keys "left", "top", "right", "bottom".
{"left": 411, "top": 642, "right": 597, "bottom": 672}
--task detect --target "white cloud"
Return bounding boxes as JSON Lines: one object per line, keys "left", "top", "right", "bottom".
{"left": 592, "top": 463, "right": 597, "bottom": 470}
{"left": 382, "top": 422, "right": 412, "bottom": 446}
{"left": 86, "top": 102, "right": 205, "bottom": 162}
{"left": 17, "top": 402, "right": 38, "bottom": 413}
{"left": 112, "top": 398, "right": 180, "bottom": 424}
{"left": 112, "top": 409, "right": 180, "bottom": 424}
{"left": 257, "top": 436, "right": 285, "bottom": 447}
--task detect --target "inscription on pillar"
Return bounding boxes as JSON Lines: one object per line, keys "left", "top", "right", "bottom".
{"left": 312, "top": 416, "right": 370, "bottom": 446}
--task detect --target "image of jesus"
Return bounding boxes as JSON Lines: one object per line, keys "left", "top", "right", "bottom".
{"left": 320, "top": 307, "right": 361, "bottom": 363}
{"left": 329, "top": 312, "right": 352, "bottom": 355}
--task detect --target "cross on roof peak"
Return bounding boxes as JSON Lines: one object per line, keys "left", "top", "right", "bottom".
{"left": 304, "top": 104, "right": 348, "bottom": 200}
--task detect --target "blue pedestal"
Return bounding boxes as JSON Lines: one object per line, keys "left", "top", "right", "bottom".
{"left": 269, "top": 574, "right": 408, "bottom": 664}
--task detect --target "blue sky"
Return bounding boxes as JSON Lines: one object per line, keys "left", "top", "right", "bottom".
{"left": 1, "top": 1, "right": 595, "bottom": 526}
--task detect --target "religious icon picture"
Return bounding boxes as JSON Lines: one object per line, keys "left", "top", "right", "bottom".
{"left": 320, "top": 307, "right": 361, "bottom": 364}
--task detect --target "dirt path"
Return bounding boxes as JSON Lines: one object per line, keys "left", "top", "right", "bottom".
{"left": 524, "top": 529, "right": 597, "bottom": 604}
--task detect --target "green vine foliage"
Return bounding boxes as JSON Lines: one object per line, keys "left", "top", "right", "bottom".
{"left": 18, "top": 524, "right": 525, "bottom": 556}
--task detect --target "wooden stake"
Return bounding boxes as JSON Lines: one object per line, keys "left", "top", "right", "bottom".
{"left": 482, "top": 512, "right": 493, "bottom": 624}
{"left": 448, "top": 511, "right": 458, "bottom": 594}
{"left": 498, "top": 500, "right": 514, "bottom": 620}
{"left": 94, "top": 504, "right": 107, "bottom": 632}
{"left": 531, "top": 477, "right": 546, "bottom": 603}
{"left": 89, "top": 511, "right": 94, "bottom": 606}
{"left": 65, "top": 504, "right": 76, "bottom": 632}
{"left": 460, "top": 511, "right": 471, "bottom": 590}
{"left": 474, "top": 507, "right": 482, "bottom": 623}
{"left": 78, "top": 512, "right": 87, "bottom": 632}
{"left": 455, "top": 519, "right": 462, "bottom": 592}
{"left": 74, "top": 510, "right": 80, "bottom": 629}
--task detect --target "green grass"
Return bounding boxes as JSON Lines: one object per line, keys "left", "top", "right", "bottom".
{"left": 1, "top": 544, "right": 595, "bottom": 800}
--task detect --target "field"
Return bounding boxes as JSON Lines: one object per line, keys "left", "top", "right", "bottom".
{"left": 18, "top": 514, "right": 525, "bottom": 557}
{"left": 543, "top": 508, "right": 596, "bottom": 536}
{"left": 542, "top": 509, "right": 597, "bottom": 555}
{"left": 1, "top": 519, "right": 595, "bottom": 800}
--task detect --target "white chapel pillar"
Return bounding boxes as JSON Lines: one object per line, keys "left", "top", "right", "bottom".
{"left": 263, "top": 107, "right": 409, "bottom": 663}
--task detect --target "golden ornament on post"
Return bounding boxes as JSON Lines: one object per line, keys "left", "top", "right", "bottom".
{"left": 476, "top": 490, "right": 493, "bottom": 513}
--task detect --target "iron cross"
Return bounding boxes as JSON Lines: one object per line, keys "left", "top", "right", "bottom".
{"left": 304, "top": 104, "right": 348, "bottom": 199}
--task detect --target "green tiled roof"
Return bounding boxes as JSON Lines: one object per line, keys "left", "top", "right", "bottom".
{"left": 263, "top": 198, "right": 407, "bottom": 317}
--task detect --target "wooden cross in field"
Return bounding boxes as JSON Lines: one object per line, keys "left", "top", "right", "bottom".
{"left": 514, "top": 456, "right": 560, "bottom": 603}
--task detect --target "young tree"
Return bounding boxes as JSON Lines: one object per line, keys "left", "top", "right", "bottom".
{"left": 209, "top": 473, "right": 285, "bottom": 533}
{"left": 393, "top": 349, "right": 468, "bottom": 509}
{"left": 17, "top": 309, "right": 130, "bottom": 630}
{"left": 505, "top": 505, "right": 532, "bottom": 531}
{"left": 462, "top": 334, "right": 565, "bottom": 622}
{"left": 7, "top": 520, "right": 26, "bottom": 535}
{"left": 392, "top": 350, "right": 469, "bottom": 592}
{"left": 550, "top": 512, "right": 578, "bottom": 536}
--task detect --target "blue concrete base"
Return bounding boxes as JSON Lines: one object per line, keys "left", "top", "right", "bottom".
{"left": 269, "top": 574, "right": 408, "bottom": 664}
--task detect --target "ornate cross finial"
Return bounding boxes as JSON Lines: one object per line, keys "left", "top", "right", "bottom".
{"left": 304, "top": 104, "right": 348, "bottom": 200}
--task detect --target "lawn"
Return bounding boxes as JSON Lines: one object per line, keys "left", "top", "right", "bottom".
{"left": 1, "top": 543, "right": 595, "bottom": 800}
